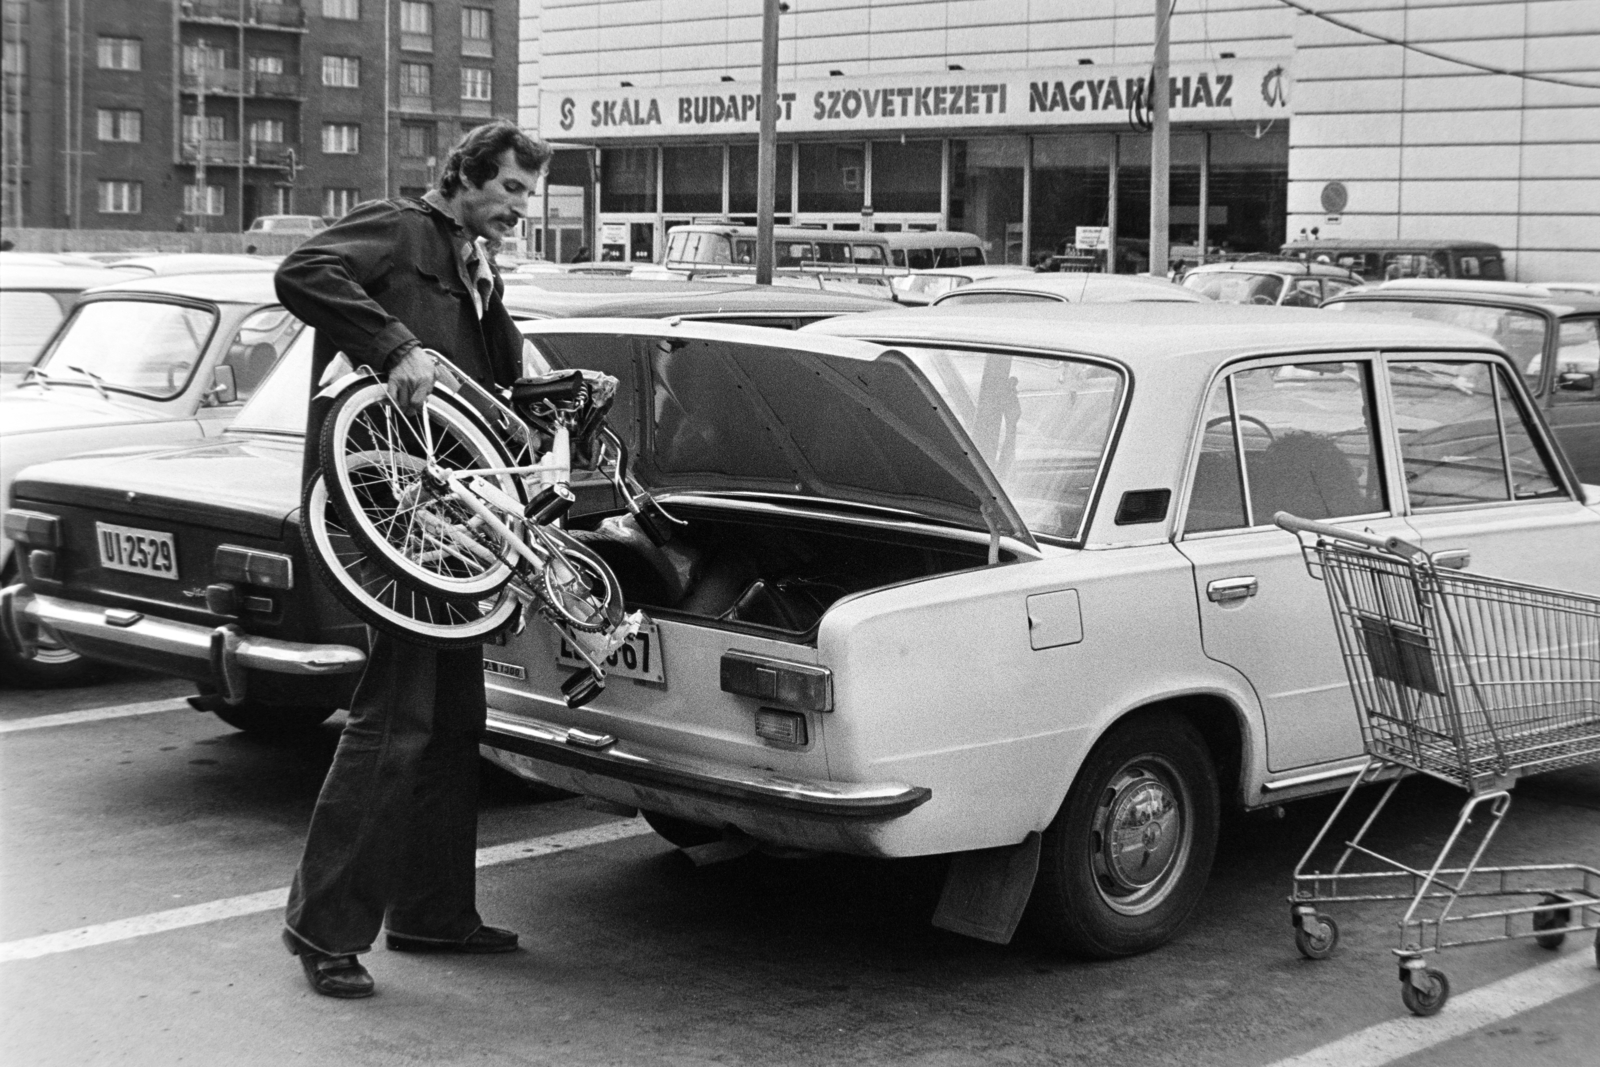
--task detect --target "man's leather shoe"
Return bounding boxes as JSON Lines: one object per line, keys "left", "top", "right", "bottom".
{"left": 385, "top": 924, "right": 519, "bottom": 954}
{"left": 283, "top": 929, "right": 375, "bottom": 998}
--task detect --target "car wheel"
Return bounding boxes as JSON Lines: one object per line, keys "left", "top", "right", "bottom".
{"left": 0, "top": 624, "right": 104, "bottom": 689}
{"left": 209, "top": 700, "right": 337, "bottom": 737}
{"left": 642, "top": 810, "right": 723, "bottom": 849}
{"left": 1030, "top": 712, "right": 1220, "bottom": 958}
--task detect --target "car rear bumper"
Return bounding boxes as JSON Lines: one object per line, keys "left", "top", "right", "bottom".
{"left": 1, "top": 585, "right": 365, "bottom": 699}
{"left": 484, "top": 707, "right": 932, "bottom": 826}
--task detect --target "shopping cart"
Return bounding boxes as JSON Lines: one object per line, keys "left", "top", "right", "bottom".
{"left": 1274, "top": 512, "right": 1600, "bottom": 1016}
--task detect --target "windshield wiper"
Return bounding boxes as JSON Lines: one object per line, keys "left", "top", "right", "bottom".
{"left": 19, "top": 366, "right": 53, "bottom": 390}
{"left": 66, "top": 364, "right": 111, "bottom": 400}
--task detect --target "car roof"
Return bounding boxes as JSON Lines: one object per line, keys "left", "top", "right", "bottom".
{"left": 806, "top": 301, "right": 1502, "bottom": 368}
{"left": 1185, "top": 259, "right": 1361, "bottom": 279}
{"left": 934, "top": 272, "right": 1205, "bottom": 303}
{"left": 1331, "top": 279, "right": 1600, "bottom": 315}
{"left": 504, "top": 279, "right": 892, "bottom": 318}
{"left": 109, "top": 253, "right": 280, "bottom": 275}
{"left": 1281, "top": 238, "right": 1502, "bottom": 253}
{"left": 81, "top": 270, "right": 283, "bottom": 303}
{"left": 0, "top": 262, "right": 147, "bottom": 290}
{"left": 882, "top": 230, "right": 983, "bottom": 249}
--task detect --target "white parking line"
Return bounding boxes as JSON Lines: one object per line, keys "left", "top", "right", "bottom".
{"left": 1264, "top": 946, "right": 1600, "bottom": 1067}
{"left": 0, "top": 819, "right": 654, "bottom": 964}
{"left": 0, "top": 697, "right": 193, "bottom": 734}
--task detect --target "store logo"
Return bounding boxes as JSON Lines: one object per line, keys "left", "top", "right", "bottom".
{"left": 559, "top": 97, "right": 575, "bottom": 131}
{"left": 1261, "top": 66, "right": 1287, "bottom": 107}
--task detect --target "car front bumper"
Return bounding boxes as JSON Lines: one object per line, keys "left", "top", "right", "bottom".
{"left": 484, "top": 707, "right": 932, "bottom": 850}
{"left": 1, "top": 585, "right": 366, "bottom": 701}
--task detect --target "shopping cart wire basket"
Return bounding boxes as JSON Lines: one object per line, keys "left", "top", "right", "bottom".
{"left": 1273, "top": 512, "right": 1600, "bottom": 1017}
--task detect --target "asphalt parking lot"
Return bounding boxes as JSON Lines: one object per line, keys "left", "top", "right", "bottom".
{"left": 2, "top": 670, "right": 1596, "bottom": 1067}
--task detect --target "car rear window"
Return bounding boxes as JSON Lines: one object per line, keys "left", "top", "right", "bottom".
{"left": 37, "top": 299, "right": 218, "bottom": 399}
{"left": 936, "top": 291, "right": 1058, "bottom": 306}
{"left": 1183, "top": 272, "right": 1285, "bottom": 305}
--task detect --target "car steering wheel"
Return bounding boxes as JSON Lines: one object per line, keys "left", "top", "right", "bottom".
{"left": 1251, "top": 294, "right": 1276, "bottom": 305}
{"left": 1205, "top": 413, "right": 1276, "bottom": 443}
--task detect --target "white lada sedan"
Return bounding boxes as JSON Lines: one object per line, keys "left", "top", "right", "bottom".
{"left": 479, "top": 304, "right": 1600, "bottom": 958}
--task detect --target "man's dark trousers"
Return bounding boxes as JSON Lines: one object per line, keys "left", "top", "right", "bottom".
{"left": 284, "top": 633, "right": 487, "bottom": 955}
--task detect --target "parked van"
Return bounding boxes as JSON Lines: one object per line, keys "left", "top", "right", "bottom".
{"left": 1280, "top": 238, "right": 1506, "bottom": 283}
{"left": 663, "top": 224, "right": 894, "bottom": 274}
{"left": 882, "top": 230, "right": 986, "bottom": 270}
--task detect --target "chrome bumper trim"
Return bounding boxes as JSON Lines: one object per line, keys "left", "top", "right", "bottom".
{"left": 484, "top": 708, "right": 932, "bottom": 820}
{"left": 3, "top": 586, "right": 366, "bottom": 681}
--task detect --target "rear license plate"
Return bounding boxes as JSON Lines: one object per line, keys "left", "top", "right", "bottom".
{"left": 558, "top": 619, "right": 663, "bottom": 683}
{"left": 96, "top": 522, "right": 178, "bottom": 580}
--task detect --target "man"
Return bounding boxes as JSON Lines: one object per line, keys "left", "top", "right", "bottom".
{"left": 274, "top": 120, "right": 551, "bottom": 999}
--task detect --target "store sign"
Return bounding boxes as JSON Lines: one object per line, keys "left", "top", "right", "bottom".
{"left": 542, "top": 57, "right": 1291, "bottom": 141}
{"left": 1075, "top": 226, "right": 1109, "bottom": 250}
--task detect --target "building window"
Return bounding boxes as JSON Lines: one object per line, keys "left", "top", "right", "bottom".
{"left": 181, "top": 44, "right": 227, "bottom": 75}
{"left": 461, "top": 7, "right": 491, "bottom": 55}
{"left": 398, "top": 122, "right": 435, "bottom": 158}
{"left": 321, "top": 55, "right": 359, "bottom": 88}
{"left": 96, "top": 108, "right": 142, "bottom": 143}
{"left": 184, "top": 184, "right": 226, "bottom": 216}
{"left": 399, "top": 62, "right": 431, "bottom": 100}
{"left": 322, "top": 123, "right": 360, "bottom": 154}
{"left": 2, "top": 39, "right": 25, "bottom": 76}
{"left": 461, "top": 67, "right": 491, "bottom": 101}
{"left": 321, "top": 0, "right": 359, "bottom": 19}
{"left": 249, "top": 54, "right": 285, "bottom": 76}
{"left": 323, "top": 187, "right": 360, "bottom": 217}
{"left": 96, "top": 36, "right": 141, "bottom": 71}
{"left": 399, "top": 2, "right": 432, "bottom": 34}
{"left": 181, "top": 114, "right": 226, "bottom": 145}
{"left": 248, "top": 119, "right": 285, "bottom": 144}
{"left": 98, "top": 180, "right": 142, "bottom": 214}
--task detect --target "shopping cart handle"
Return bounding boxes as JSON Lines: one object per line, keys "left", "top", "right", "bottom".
{"left": 1273, "top": 512, "right": 1426, "bottom": 559}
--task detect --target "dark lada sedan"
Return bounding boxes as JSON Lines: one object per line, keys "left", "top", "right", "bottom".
{"left": 1325, "top": 280, "right": 1600, "bottom": 483}
{"left": 0, "top": 285, "right": 887, "bottom": 729}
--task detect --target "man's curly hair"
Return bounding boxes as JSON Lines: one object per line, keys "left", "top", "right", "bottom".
{"left": 437, "top": 121, "right": 552, "bottom": 196}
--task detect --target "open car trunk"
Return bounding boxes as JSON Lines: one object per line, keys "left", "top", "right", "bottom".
{"left": 573, "top": 502, "right": 1003, "bottom": 643}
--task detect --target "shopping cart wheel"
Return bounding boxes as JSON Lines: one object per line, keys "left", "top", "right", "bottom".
{"left": 1294, "top": 913, "right": 1339, "bottom": 960}
{"left": 1532, "top": 895, "right": 1570, "bottom": 950}
{"left": 1400, "top": 967, "right": 1450, "bottom": 1017}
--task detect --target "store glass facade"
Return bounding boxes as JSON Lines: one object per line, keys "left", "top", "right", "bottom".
{"left": 870, "top": 139, "right": 942, "bottom": 215}
{"left": 798, "top": 142, "right": 866, "bottom": 216}
{"left": 662, "top": 146, "right": 723, "bottom": 214}
{"left": 728, "top": 143, "right": 792, "bottom": 216}
{"left": 949, "top": 137, "right": 1026, "bottom": 264}
{"left": 1030, "top": 133, "right": 1114, "bottom": 261}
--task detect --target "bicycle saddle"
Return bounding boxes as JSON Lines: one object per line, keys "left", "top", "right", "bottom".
{"left": 511, "top": 370, "right": 587, "bottom": 409}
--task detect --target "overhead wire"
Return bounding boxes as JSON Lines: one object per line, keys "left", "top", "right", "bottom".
{"left": 1273, "top": 0, "right": 1600, "bottom": 90}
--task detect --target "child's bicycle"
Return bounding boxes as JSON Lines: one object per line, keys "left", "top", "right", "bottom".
{"left": 302, "top": 351, "right": 677, "bottom": 708}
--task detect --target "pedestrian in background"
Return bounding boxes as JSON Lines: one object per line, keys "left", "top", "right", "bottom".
{"left": 273, "top": 120, "right": 551, "bottom": 999}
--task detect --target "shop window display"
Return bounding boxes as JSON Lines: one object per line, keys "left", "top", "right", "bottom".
{"left": 729, "top": 143, "right": 792, "bottom": 215}
{"left": 600, "top": 147, "right": 655, "bottom": 213}
{"left": 870, "top": 140, "right": 941, "bottom": 214}
{"left": 799, "top": 142, "right": 864, "bottom": 214}
{"left": 950, "top": 137, "right": 1025, "bottom": 265}
{"left": 662, "top": 146, "right": 723, "bottom": 214}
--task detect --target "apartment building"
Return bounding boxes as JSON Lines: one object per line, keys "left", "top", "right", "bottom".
{"left": 2, "top": 0, "right": 519, "bottom": 232}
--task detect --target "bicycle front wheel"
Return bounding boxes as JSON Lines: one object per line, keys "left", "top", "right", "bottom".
{"left": 301, "top": 471, "right": 519, "bottom": 648}
{"left": 320, "top": 378, "right": 525, "bottom": 601}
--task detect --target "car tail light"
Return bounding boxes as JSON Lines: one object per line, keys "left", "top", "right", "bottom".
{"left": 213, "top": 545, "right": 294, "bottom": 589}
{"left": 720, "top": 651, "right": 832, "bottom": 712}
{"left": 754, "top": 708, "right": 808, "bottom": 746}
{"left": 4, "top": 509, "right": 62, "bottom": 548}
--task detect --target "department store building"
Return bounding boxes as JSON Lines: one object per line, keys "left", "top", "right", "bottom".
{"left": 519, "top": 1, "right": 1600, "bottom": 281}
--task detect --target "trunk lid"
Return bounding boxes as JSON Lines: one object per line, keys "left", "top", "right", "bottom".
{"left": 521, "top": 319, "right": 1036, "bottom": 550}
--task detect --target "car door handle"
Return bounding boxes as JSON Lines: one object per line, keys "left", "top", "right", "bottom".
{"left": 1207, "top": 576, "right": 1258, "bottom": 603}
{"left": 1432, "top": 548, "right": 1471, "bottom": 570}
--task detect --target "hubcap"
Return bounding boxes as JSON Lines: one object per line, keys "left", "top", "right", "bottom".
{"left": 1090, "top": 758, "right": 1192, "bottom": 915}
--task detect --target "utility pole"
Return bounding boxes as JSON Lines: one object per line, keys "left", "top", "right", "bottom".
{"left": 195, "top": 38, "right": 208, "bottom": 234}
{"left": 1149, "top": 0, "right": 1171, "bottom": 278}
{"left": 755, "top": 0, "right": 780, "bottom": 285}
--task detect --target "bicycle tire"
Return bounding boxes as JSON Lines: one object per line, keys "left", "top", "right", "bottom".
{"left": 319, "top": 377, "right": 525, "bottom": 602}
{"left": 301, "top": 470, "right": 518, "bottom": 649}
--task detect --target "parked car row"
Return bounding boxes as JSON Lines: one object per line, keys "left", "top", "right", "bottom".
{"left": 2, "top": 252, "right": 1596, "bottom": 962}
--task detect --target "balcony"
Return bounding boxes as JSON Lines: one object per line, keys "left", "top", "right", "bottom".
{"left": 180, "top": 1, "right": 306, "bottom": 31}
{"left": 179, "top": 140, "right": 294, "bottom": 168}
{"left": 400, "top": 33, "right": 432, "bottom": 53}
{"left": 462, "top": 39, "right": 492, "bottom": 59}
{"left": 180, "top": 69, "right": 303, "bottom": 99}
{"left": 398, "top": 94, "right": 433, "bottom": 114}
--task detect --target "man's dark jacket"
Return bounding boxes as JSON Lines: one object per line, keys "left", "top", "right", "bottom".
{"left": 274, "top": 196, "right": 523, "bottom": 477}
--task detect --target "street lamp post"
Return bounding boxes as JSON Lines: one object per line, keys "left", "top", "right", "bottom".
{"left": 1149, "top": 0, "right": 1171, "bottom": 278}
{"left": 755, "top": 0, "right": 780, "bottom": 286}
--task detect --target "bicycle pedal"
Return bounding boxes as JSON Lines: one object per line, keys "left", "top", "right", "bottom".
{"left": 561, "top": 669, "right": 605, "bottom": 709}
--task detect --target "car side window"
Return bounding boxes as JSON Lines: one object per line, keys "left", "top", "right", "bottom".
{"left": 1187, "top": 360, "right": 1385, "bottom": 532}
{"left": 1552, "top": 319, "right": 1599, "bottom": 403}
{"left": 1281, "top": 278, "right": 1322, "bottom": 307}
{"left": 1387, "top": 358, "right": 1562, "bottom": 507}
{"left": 220, "top": 307, "right": 303, "bottom": 403}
